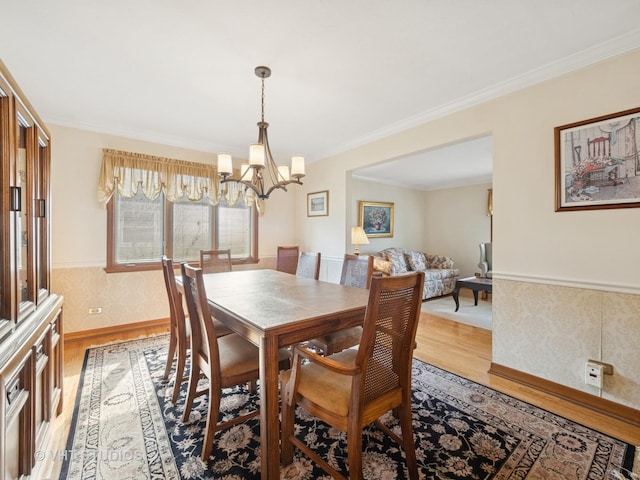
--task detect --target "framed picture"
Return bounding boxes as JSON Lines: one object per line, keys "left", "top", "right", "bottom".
{"left": 359, "top": 201, "right": 394, "bottom": 237}
{"left": 555, "top": 107, "right": 640, "bottom": 211}
{"left": 307, "top": 190, "right": 329, "bottom": 217}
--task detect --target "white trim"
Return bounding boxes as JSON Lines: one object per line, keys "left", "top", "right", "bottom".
{"left": 494, "top": 272, "right": 640, "bottom": 295}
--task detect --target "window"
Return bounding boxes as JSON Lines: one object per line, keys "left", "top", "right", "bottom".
{"left": 106, "top": 191, "right": 257, "bottom": 272}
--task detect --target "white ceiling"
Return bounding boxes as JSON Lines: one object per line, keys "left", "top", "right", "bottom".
{"left": 353, "top": 135, "right": 493, "bottom": 191}
{"left": 2, "top": 1, "right": 640, "bottom": 188}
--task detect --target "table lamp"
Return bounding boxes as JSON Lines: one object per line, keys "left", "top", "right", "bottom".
{"left": 351, "top": 226, "right": 369, "bottom": 255}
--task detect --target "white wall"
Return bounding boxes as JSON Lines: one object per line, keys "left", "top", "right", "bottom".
{"left": 424, "top": 183, "right": 492, "bottom": 278}
{"left": 350, "top": 178, "right": 425, "bottom": 255}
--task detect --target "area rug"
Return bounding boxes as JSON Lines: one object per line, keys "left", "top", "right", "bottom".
{"left": 422, "top": 296, "right": 493, "bottom": 330}
{"left": 60, "top": 335, "right": 637, "bottom": 479}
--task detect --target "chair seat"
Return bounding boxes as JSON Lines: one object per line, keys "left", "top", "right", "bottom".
{"left": 309, "top": 326, "right": 362, "bottom": 355}
{"left": 218, "top": 333, "right": 289, "bottom": 382}
{"left": 281, "top": 349, "right": 355, "bottom": 416}
{"left": 212, "top": 317, "right": 234, "bottom": 337}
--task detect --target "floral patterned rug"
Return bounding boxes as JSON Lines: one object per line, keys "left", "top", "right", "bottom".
{"left": 61, "top": 335, "right": 637, "bottom": 479}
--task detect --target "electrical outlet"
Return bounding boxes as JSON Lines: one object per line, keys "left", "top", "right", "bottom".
{"left": 585, "top": 361, "right": 603, "bottom": 388}
{"left": 88, "top": 307, "right": 102, "bottom": 315}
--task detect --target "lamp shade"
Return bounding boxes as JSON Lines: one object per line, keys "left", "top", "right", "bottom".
{"left": 351, "top": 226, "right": 369, "bottom": 246}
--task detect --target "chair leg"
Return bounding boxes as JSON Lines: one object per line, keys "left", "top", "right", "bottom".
{"left": 346, "top": 425, "right": 364, "bottom": 480}
{"left": 182, "top": 361, "right": 200, "bottom": 422}
{"left": 171, "top": 347, "right": 187, "bottom": 404}
{"left": 398, "top": 402, "right": 419, "bottom": 480}
{"left": 280, "top": 385, "right": 295, "bottom": 465}
{"left": 248, "top": 380, "right": 257, "bottom": 394}
{"left": 201, "top": 390, "right": 221, "bottom": 460}
{"left": 163, "top": 333, "right": 177, "bottom": 381}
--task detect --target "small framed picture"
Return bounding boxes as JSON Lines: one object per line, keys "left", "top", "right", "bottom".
{"left": 307, "top": 190, "right": 329, "bottom": 217}
{"left": 359, "top": 201, "right": 394, "bottom": 237}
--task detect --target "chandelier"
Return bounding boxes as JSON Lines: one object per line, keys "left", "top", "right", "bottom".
{"left": 216, "top": 66, "right": 305, "bottom": 199}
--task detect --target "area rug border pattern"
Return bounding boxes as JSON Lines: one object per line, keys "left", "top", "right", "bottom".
{"left": 60, "top": 335, "right": 637, "bottom": 479}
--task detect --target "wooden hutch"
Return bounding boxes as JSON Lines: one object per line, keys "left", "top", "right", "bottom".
{"left": 0, "top": 59, "right": 63, "bottom": 479}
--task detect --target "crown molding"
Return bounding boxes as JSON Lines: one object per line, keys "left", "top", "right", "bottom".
{"left": 317, "top": 29, "right": 640, "bottom": 161}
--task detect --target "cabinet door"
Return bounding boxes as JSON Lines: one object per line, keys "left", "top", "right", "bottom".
{"left": 34, "top": 128, "right": 50, "bottom": 305}
{"left": 3, "top": 352, "right": 33, "bottom": 480}
{"left": 49, "top": 313, "right": 62, "bottom": 416}
{"left": 14, "top": 103, "right": 37, "bottom": 323}
{"left": 0, "top": 75, "right": 12, "bottom": 339}
{"left": 33, "top": 326, "right": 51, "bottom": 451}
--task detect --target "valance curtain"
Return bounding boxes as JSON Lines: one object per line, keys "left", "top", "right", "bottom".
{"left": 98, "top": 148, "right": 263, "bottom": 213}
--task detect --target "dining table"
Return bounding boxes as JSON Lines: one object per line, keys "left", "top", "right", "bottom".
{"left": 188, "top": 268, "right": 370, "bottom": 479}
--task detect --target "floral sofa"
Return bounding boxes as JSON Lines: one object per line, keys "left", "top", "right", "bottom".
{"left": 372, "top": 247, "right": 460, "bottom": 300}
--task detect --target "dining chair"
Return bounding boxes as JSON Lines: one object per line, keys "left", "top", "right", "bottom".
{"left": 180, "top": 262, "right": 291, "bottom": 460}
{"left": 200, "top": 249, "right": 232, "bottom": 274}
{"left": 281, "top": 271, "right": 425, "bottom": 480}
{"left": 161, "top": 256, "right": 233, "bottom": 404}
{"left": 295, "top": 251, "right": 321, "bottom": 280}
{"left": 276, "top": 245, "right": 300, "bottom": 274}
{"left": 308, "top": 254, "right": 373, "bottom": 355}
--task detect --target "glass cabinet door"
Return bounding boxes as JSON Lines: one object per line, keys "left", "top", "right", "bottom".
{"left": 15, "top": 106, "right": 36, "bottom": 322}
{"left": 35, "top": 129, "right": 50, "bottom": 303}
{"left": 0, "top": 78, "right": 9, "bottom": 335}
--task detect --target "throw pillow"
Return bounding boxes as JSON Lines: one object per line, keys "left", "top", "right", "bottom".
{"left": 373, "top": 257, "right": 391, "bottom": 275}
{"left": 425, "top": 254, "right": 454, "bottom": 269}
{"left": 388, "top": 252, "right": 409, "bottom": 274}
{"left": 405, "top": 251, "right": 427, "bottom": 271}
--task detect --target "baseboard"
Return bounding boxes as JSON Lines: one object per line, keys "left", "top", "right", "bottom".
{"left": 489, "top": 362, "right": 640, "bottom": 428}
{"left": 64, "top": 318, "right": 170, "bottom": 344}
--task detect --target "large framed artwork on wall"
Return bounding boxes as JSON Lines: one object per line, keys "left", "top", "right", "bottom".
{"left": 555, "top": 106, "right": 640, "bottom": 212}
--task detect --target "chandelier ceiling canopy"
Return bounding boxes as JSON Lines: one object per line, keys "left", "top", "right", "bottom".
{"left": 217, "top": 66, "right": 305, "bottom": 200}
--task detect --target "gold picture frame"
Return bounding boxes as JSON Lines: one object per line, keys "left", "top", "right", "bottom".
{"left": 307, "top": 190, "right": 329, "bottom": 217}
{"left": 359, "top": 201, "right": 394, "bottom": 237}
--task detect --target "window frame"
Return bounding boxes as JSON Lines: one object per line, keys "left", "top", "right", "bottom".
{"left": 105, "top": 193, "right": 259, "bottom": 273}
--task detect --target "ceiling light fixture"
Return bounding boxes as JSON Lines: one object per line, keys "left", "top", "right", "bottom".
{"left": 216, "top": 66, "right": 305, "bottom": 199}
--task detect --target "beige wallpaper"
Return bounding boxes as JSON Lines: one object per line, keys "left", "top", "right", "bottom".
{"left": 494, "top": 279, "right": 640, "bottom": 410}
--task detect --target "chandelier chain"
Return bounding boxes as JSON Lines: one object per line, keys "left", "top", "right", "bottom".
{"left": 261, "top": 77, "right": 265, "bottom": 123}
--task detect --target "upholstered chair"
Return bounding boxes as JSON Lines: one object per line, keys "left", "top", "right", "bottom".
{"left": 295, "top": 251, "right": 321, "bottom": 280}
{"left": 281, "top": 272, "right": 425, "bottom": 480}
{"left": 180, "top": 263, "right": 290, "bottom": 460}
{"left": 200, "top": 249, "right": 232, "bottom": 274}
{"left": 161, "top": 256, "right": 233, "bottom": 404}
{"left": 308, "top": 254, "right": 373, "bottom": 355}
{"left": 276, "top": 245, "right": 300, "bottom": 274}
{"left": 478, "top": 242, "right": 492, "bottom": 278}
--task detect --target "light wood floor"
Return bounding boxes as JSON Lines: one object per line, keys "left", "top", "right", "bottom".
{"left": 40, "top": 311, "right": 640, "bottom": 479}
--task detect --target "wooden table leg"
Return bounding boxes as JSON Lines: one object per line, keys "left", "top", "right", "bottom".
{"left": 452, "top": 285, "right": 461, "bottom": 312}
{"left": 259, "top": 335, "right": 281, "bottom": 480}
{"left": 473, "top": 289, "right": 479, "bottom": 306}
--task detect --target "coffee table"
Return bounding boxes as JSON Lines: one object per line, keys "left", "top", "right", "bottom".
{"left": 452, "top": 276, "right": 492, "bottom": 311}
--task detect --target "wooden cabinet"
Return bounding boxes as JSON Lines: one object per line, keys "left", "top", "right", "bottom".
{"left": 0, "top": 59, "right": 63, "bottom": 479}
